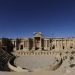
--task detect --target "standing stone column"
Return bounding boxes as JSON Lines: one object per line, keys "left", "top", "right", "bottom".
{"left": 25, "top": 41, "right": 27, "bottom": 49}
{"left": 44, "top": 40, "right": 46, "bottom": 47}
{"left": 39, "top": 37, "right": 42, "bottom": 50}
{"left": 67, "top": 40, "right": 69, "bottom": 49}
{"left": 19, "top": 45, "right": 20, "bottom": 50}
{"left": 24, "top": 41, "right": 27, "bottom": 50}
{"left": 56, "top": 40, "right": 57, "bottom": 48}
{"left": 14, "top": 41, "right": 15, "bottom": 47}
{"left": 68, "top": 39, "right": 70, "bottom": 49}
{"left": 69, "top": 39, "right": 71, "bottom": 48}
{"left": 23, "top": 41, "right": 24, "bottom": 50}
{"left": 66, "top": 40, "right": 68, "bottom": 49}
{"left": 48, "top": 39, "right": 50, "bottom": 50}
{"left": 24, "top": 41, "right": 26, "bottom": 50}
{"left": 15, "top": 41, "right": 16, "bottom": 49}
{"left": 25, "top": 41, "right": 27, "bottom": 50}
{"left": 13, "top": 40, "right": 16, "bottom": 51}
{"left": 33, "top": 38, "right": 35, "bottom": 50}
{"left": 55, "top": 40, "right": 56, "bottom": 49}
{"left": 59, "top": 40, "right": 61, "bottom": 50}
{"left": 44, "top": 40, "right": 47, "bottom": 50}
{"left": 61, "top": 39, "right": 63, "bottom": 49}
{"left": 26, "top": 41, "right": 27, "bottom": 49}
{"left": 27, "top": 39, "right": 29, "bottom": 50}
{"left": 46, "top": 40, "right": 47, "bottom": 50}
{"left": 44, "top": 40, "right": 46, "bottom": 50}
{"left": 65, "top": 40, "right": 67, "bottom": 49}
{"left": 24, "top": 41, "right": 25, "bottom": 48}
{"left": 55, "top": 40, "right": 57, "bottom": 49}
{"left": 58, "top": 40, "right": 60, "bottom": 50}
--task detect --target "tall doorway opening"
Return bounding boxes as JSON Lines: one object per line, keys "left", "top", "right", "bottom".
{"left": 20, "top": 45, "right": 23, "bottom": 50}
{"left": 35, "top": 37, "right": 40, "bottom": 50}
{"left": 63, "top": 46, "right": 65, "bottom": 49}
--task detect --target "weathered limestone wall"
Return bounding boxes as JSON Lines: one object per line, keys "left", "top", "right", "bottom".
{"left": 12, "top": 37, "right": 75, "bottom": 51}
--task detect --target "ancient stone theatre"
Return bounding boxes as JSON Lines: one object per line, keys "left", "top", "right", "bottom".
{"left": 0, "top": 32, "right": 75, "bottom": 52}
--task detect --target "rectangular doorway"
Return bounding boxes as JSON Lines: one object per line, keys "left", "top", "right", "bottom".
{"left": 20, "top": 45, "right": 23, "bottom": 50}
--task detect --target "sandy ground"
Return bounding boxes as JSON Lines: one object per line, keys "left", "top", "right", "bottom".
{"left": 0, "top": 71, "right": 75, "bottom": 75}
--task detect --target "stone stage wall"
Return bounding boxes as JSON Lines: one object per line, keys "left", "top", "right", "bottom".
{"left": 11, "top": 51, "right": 61, "bottom": 56}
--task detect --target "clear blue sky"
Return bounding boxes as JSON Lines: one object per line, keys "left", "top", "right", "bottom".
{"left": 0, "top": 0, "right": 75, "bottom": 38}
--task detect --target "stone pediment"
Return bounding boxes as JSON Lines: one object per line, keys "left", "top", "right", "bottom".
{"left": 33, "top": 32, "right": 41, "bottom": 35}
{"left": 33, "top": 32, "right": 42, "bottom": 37}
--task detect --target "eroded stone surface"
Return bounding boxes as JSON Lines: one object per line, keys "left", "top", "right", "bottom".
{"left": 14, "top": 55, "right": 56, "bottom": 71}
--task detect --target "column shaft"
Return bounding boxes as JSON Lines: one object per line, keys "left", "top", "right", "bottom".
{"left": 48, "top": 39, "right": 50, "bottom": 50}
{"left": 33, "top": 38, "right": 35, "bottom": 50}
{"left": 39, "top": 37, "right": 42, "bottom": 50}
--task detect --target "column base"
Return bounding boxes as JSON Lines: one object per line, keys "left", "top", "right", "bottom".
{"left": 48, "top": 47, "right": 50, "bottom": 50}
{"left": 32, "top": 47, "right": 35, "bottom": 50}
{"left": 44, "top": 47, "right": 48, "bottom": 50}
{"left": 13, "top": 47, "right": 16, "bottom": 51}
{"left": 39, "top": 47, "right": 42, "bottom": 50}
{"left": 23, "top": 47, "right": 29, "bottom": 51}
{"left": 26, "top": 48, "right": 29, "bottom": 51}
